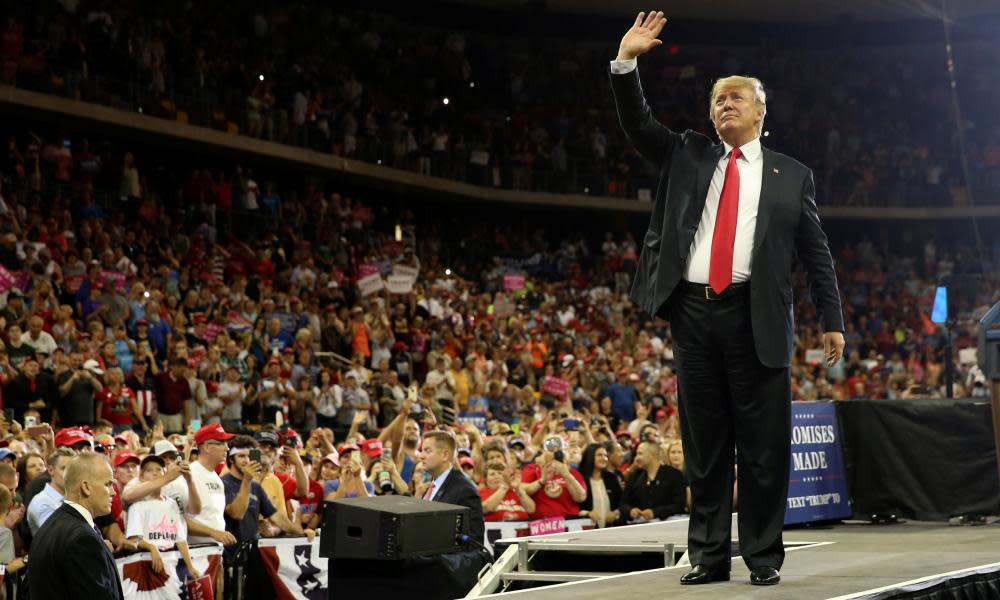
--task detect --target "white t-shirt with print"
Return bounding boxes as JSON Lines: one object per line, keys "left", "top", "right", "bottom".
{"left": 126, "top": 496, "right": 188, "bottom": 551}
{"left": 188, "top": 460, "right": 226, "bottom": 544}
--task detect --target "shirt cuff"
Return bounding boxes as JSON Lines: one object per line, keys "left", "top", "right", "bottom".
{"left": 610, "top": 58, "right": 637, "bottom": 74}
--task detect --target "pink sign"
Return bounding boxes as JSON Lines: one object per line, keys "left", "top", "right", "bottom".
{"left": 204, "top": 323, "right": 225, "bottom": 342}
{"left": 100, "top": 269, "right": 126, "bottom": 292}
{"left": 503, "top": 274, "right": 525, "bottom": 291}
{"left": 529, "top": 516, "right": 567, "bottom": 536}
{"left": 541, "top": 376, "right": 570, "bottom": 398}
{"left": 0, "top": 266, "right": 15, "bottom": 293}
{"left": 358, "top": 263, "right": 379, "bottom": 278}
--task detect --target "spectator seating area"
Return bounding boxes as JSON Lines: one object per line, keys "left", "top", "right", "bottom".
{"left": 0, "top": 3, "right": 998, "bottom": 204}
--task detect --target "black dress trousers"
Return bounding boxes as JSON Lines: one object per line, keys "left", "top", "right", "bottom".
{"left": 662, "top": 282, "right": 792, "bottom": 571}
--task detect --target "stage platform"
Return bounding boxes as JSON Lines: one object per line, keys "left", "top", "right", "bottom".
{"left": 469, "top": 516, "right": 1000, "bottom": 599}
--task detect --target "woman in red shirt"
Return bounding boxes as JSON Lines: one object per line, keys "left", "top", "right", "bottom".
{"left": 481, "top": 463, "right": 535, "bottom": 522}
{"left": 96, "top": 367, "right": 147, "bottom": 434}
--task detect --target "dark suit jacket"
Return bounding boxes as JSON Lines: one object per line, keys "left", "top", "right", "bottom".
{"left": 620, "top": 464, "right": 687, "bottom": 521}
{"left": 610, "top": 66, "right": 844, "bottom": 368}
{"left": 28, "top": 503, "right": 125, "bottom": 600}
{"left": 4, "top": 372, "right": 56, "bottom": 423}
{"left": 433, "top": 467, "right": 485, "bottom": 544}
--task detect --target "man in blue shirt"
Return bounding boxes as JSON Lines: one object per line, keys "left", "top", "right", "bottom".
{"left": 27, "top": 448, "right": 75, "bottom": 534}
{"left": 222, "top": 436, "right": 313, "bottom": 554}
{"left": 605, "top": 369, "right": 640, "bottom": 423}
{"left": 265, "top": 318, "right": 294, "bottom": 352}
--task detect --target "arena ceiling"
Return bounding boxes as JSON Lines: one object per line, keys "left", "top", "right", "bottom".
{"left": 461, "top": 0, "right": 1000, "bottom": 22}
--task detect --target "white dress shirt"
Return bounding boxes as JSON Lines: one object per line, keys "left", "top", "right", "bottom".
{"left": 610, "top": 57, "right": 762, "bottom": 284}
{"left": 427, "top": 467, "right": 454, "bottom": 501}
{"left": 684, "top": 138, "right": 762, "bottom": 284}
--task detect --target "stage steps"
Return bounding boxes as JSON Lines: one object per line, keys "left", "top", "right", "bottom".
{"left": 466, "top": 535, "right": 680, "bottom": 597}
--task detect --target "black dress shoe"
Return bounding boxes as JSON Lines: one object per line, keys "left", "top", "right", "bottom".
{"left": 750, "top": 566, "right": 780, "bottom": 586}
{"left": 679, "top": 564, "right": 731, "bottom": 585}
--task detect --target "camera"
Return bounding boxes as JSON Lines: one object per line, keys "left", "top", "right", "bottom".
{"left": 248, "top": 449, "right": 261, "bottom": 464}
{"left": 544, "top": 436, "right": 565, "bottom": 462}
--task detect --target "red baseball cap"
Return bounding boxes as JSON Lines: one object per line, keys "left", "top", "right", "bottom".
{"left": 194, "top": 423, "right": 236, "bottom": 445}
{"left": 459, "top": 456, "right": 475, "bottom": 468}
{"left": 360, "top": 438, "right": 383, "bottom": 459}
{"left": 336, "top": 443, "right": 360, "bottom": 456}
{"left": 113, "top": 451, "right": 140, "bottom": 468}
{"left": 55, "top": 427, "right": 91, "bottom": 448}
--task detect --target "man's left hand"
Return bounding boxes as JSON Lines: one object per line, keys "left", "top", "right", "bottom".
{"left": 822, "top": 332, "right": 846, "bottom": 367}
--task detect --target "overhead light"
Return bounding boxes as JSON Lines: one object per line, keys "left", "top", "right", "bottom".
{"left": 259, "top": 74, "right": 265, "bottom": 81}
{"left": 443, "top": 97, "right": 450, "bottom": 105}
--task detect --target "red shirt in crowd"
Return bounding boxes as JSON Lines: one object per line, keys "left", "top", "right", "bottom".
{"left": 279, "top": 473, "right": 324, "bottom": 520}
{"left": 97, "top": 385, "right": 137, "bottom": 426}
{"left": 155, "top": 372, "right": 192, "bottom": 415}
{"left": 480, "top": 487, "right": 530, "bottom": 522}
{"left": 520, "top": 462, "right": 586, "bottom": 519}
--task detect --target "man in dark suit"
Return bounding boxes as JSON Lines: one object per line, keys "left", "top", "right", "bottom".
{"left": 28, "top": 453, "right": 125, "bottom": 600}
{"left": 418, "top": 430, "right": 485, "bottom": 543}
{"left": 610, "top": 12, "right": 845, "bottom": 587}
{"left": 4, "top": 357, "right": 55, "bottom": 423}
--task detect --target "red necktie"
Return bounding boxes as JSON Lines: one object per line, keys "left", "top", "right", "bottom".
{"left": 423, "top": 483, "right": 436, "bottom": 500}
{"left": 709, "top": 147, "right": 742, "bottom": 294}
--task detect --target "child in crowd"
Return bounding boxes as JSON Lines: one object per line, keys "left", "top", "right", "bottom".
{"left": 0, "top": 484, "right": 26, "bottom": 595}
{"left": 126, "top": 455, "right": 201, "bottom": 578}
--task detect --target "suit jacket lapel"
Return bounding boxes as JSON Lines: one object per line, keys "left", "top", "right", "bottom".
{"left": 681, "top": 142, "right": 725, "bottom": 256}
{"left": 752, "top": 148, "right": 779, "bottom": 266}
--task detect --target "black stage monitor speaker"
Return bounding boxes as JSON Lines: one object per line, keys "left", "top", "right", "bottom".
{"left": 320, "top": 496, "right": 469, "bottom": 560}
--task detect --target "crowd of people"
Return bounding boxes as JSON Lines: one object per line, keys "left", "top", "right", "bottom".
{"left": 1, "top": 3, "right": 999, "bottom": 204}
{"left": 0, "top": 117, "right": 991, "bottom": 596}
{"left": 0, "top": 6, "right": 995, "bottom": 596}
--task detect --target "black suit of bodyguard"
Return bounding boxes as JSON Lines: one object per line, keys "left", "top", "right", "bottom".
{"left": 30, "top": 503, "right": 125, "bottom": 600}
{"left": 609, "top": 14, "right": 844, "bottom": 581}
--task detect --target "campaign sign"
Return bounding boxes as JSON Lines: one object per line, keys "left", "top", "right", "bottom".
{"left": 804, "top": 349, "right": 825, "bottom": 366}
{"left": 784, "top": 401, "right": 852, "bottom": 525}
{"left": 529, "top": 516, "right": 567, "bottom": 536}
{"left": 357, "top": 273, "right": 384, "bottom": 297}
{"left": 503, "top": 274, "right": 525, "bottom": 291}
{"left": 493, "top": 300, "right": 515, "bottom": 319}
{"left": 386, "top": 275, "right": 414, "bottom": 295}
{"left": 392, "top": 264, "right": 419, "bottom": 280}
{"left": 458, "top": 411, "right": 488, "bottom": 433}
{"left": 357, "top": 263, "right": 380, "bottom": 278}
{"left": 0, "top": 266, "right": 15, "bottom": 293}
{"left": 541, "top": 376, "right": 570, "bottom": 399}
